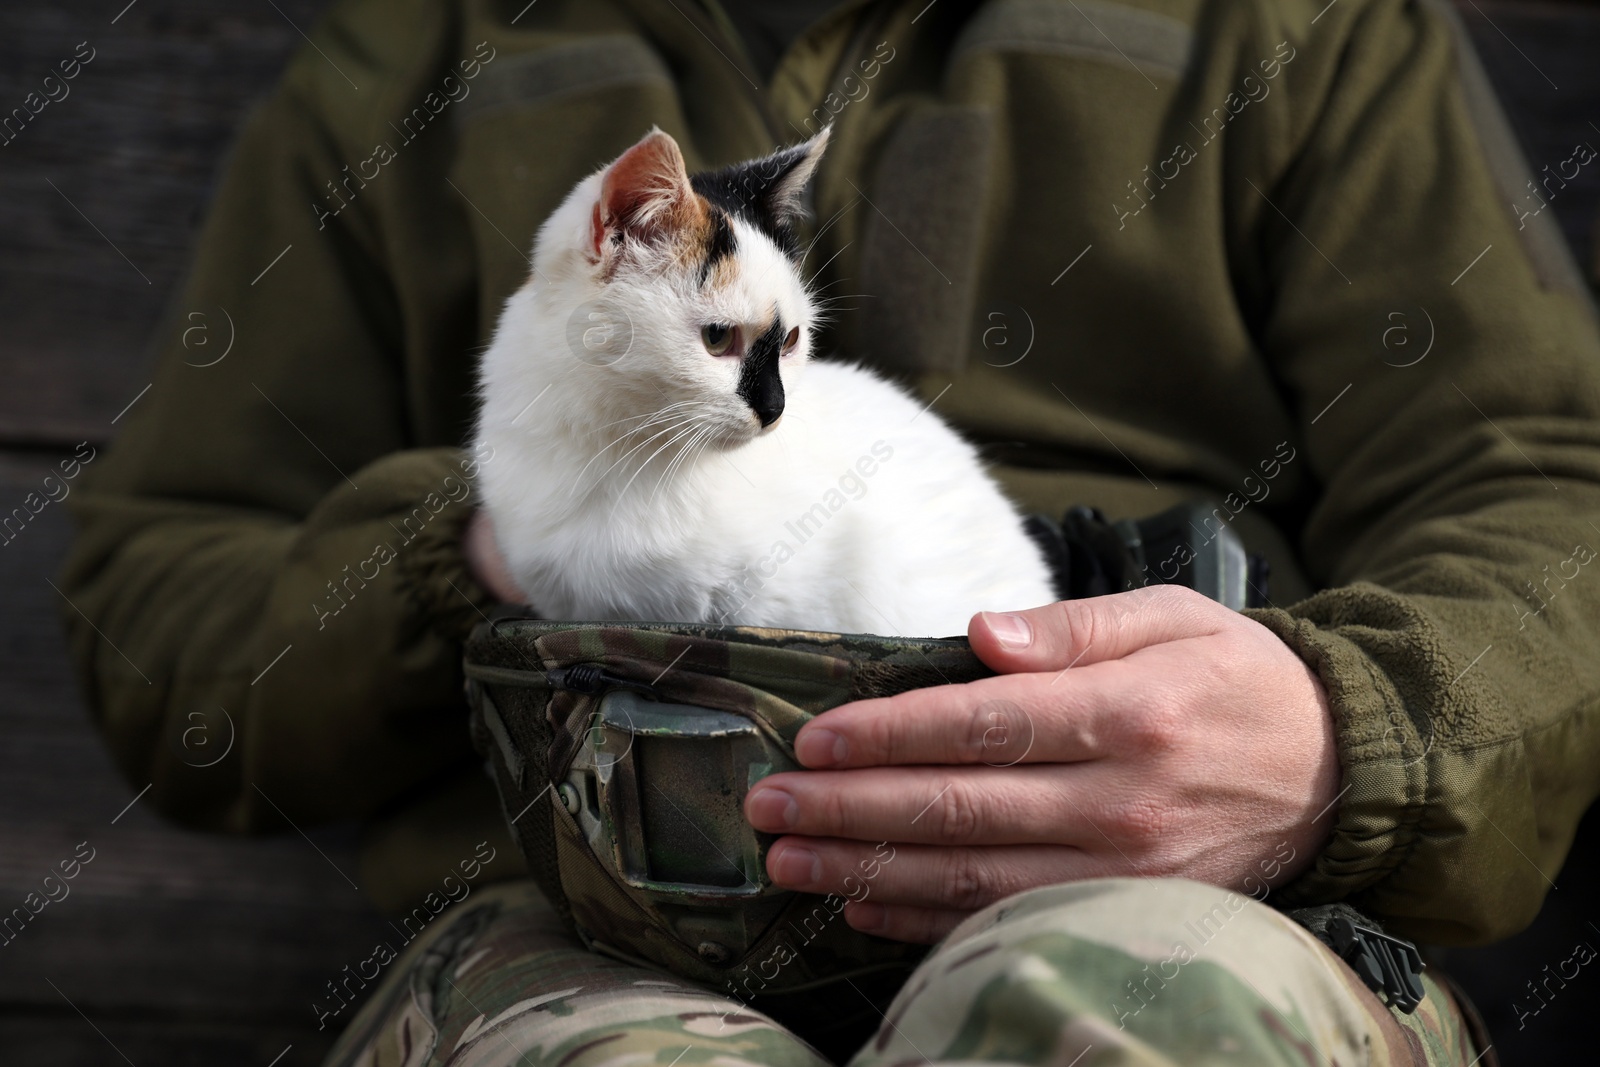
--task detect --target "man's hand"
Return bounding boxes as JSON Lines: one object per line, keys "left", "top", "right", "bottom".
{"left": 462, "top": 509, "right": 525, "bottom": 603}
{"left": 743, "top": 585, "right": 1341, "bottom": 944}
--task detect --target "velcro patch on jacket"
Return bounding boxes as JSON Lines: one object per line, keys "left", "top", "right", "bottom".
{"left": 855, "top": 104, "right": 995, "bottom": 374}
{"left": 459, "top": 36, "right": 673, "bottom": 121}
{"left": 951, "top": 0, "right": 1194, "bottom": 84}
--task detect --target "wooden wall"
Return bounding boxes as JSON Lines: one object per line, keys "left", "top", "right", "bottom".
{"left": 2, "top": 3, "right": 387, "bottom": 1064}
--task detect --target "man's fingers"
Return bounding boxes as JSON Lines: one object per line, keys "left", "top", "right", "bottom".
{"left": 793, "top": 668, "right": 1124, "bottom": 769}
{"left": 766, "top": 837, "right": 1109, "bottom": 911}
{"left": 967, "top": 584, "right": 1226, "bottom": 675}
{"left": 842, "top": 902, "right": 970, "bottom": 945}
{"left": 746, "top": 765, "right": 1112, "bottom": 845}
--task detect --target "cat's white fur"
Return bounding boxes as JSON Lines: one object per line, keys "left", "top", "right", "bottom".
{"left": 473, "top": 130, "right": 1055, "bottom": 636}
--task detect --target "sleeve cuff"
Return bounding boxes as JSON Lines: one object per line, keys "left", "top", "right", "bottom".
{"left": 395, "top": 493, "right": 499, "bottom": 644}
{"left": 1241, "top": 597, "right": 1430, "bottom": 910}
{"left": 313, "top": 445, "right": 500, "bottom": 646}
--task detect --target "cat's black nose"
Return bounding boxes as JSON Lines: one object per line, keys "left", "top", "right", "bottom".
{"left": 738, "top": 321, "right": 786, "bottom": 427}
{"left": 748, "top": 381, "right": 784, "bottom": 426}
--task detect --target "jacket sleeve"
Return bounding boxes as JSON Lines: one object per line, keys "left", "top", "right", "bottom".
{"left": 1238, "top": 0, "right": 1600, "bottom": 943}
{"left": 58, "top": 7, "right": 497, "bottom": 833}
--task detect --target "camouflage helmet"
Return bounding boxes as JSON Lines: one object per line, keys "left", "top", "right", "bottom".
{"left": 463, "top": 614, "right": 995, "bottom": 1007}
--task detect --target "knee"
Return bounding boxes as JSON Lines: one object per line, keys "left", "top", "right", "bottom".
{"left": 937, "top": 876, "right": 1313, "bottom": 983}
{"left": 950, "top": 877, "right": 1260, "bottom": 940}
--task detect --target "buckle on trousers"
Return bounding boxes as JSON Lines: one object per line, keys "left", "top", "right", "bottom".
{"left": 1328, "top": 916, "right": 1426, "bottom": 1014}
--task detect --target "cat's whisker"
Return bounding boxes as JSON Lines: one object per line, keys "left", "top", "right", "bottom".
{"left": 800, "top": 196, "right": 858, "bottom": 268}
{"left": 567, "top": 403, "right": 714, "bottom": 494}
{"left": 653, "top": 416, "right": 704, "bottom": 481}
{"left": 595, "top": 399, "right": 713, "bottom": 432}
{"left": 570, "top": 413, "right": 696, "bottom": 498}
{"left": 595, "top": 403, "right": 707, "bottom": 435}
{"left": 653, "top": 418, "right": 717, "bottom": 501}
{"left": 649, "top": 429, "right": 700, "bottom": 504}
{"left": 689, "top": 421, "right": 720, "bottom": 467}
{"left": 810, "top": 276, "right": 857, "bottom": 288}
{"left": 673, "top": 423, "right": 721, "bottom": 496}
{"left": 595, "top": 414, "right": 700, "bottom": 482}
{"left": 613, "top": 418, "right": 705, "bottom": 509}
{"left": 594, "top": 400, "right": 707, "bottom": 431}
{"left": 810, "top": 241, "right": 852, "bottom": 280}
{"left": 679, "top": 430, "right": 716, "bottom": 494}
{"left": 568, "top": 429, "right": 649, "bottom": 493}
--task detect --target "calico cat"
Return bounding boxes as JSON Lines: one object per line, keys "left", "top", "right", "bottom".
{"left": 473, "top": 128, "right": 1054, "bottom": 636}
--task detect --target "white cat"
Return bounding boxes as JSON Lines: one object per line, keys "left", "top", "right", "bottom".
{"left": 473, "top": 128, "right": 1055, "bottom": 637}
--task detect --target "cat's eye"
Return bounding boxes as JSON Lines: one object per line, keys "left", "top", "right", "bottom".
{"left": 701, "top": 323, "right": 735, "bottom": 356}
{"left": 783, "top": 326, "right": 800, "bottom": 352}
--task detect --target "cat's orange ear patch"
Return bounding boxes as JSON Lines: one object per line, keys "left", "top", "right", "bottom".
{"left": 593, "top": 129, "right": 709, "bottom": 259}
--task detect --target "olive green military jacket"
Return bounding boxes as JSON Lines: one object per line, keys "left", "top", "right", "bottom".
{"left": 61, "top": 0, "right": 1600, "bottom": 944}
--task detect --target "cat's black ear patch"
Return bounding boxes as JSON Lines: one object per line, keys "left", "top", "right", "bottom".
{"left": 689, "top": 128, "right": 831, "bottom": 259}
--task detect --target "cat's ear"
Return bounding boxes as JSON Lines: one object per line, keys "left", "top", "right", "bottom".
{"left": 591, "top": 128, "right": 697, "bottom": 259}
{"left": 752, "top": 126, "right": 831, "bottom": 231}
{"left": 689, "top": 128, "right": 832, "bottom": 257}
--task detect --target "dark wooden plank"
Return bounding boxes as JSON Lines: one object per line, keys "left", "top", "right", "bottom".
{"left": 0, "top": 1016, "right": 326, "bottom": 1067}
{"left": 0, "top": 0, "right": 332, "bottom": 447}
{"left": 0, "top": 451, "right": 102, "bottom": 722}
{"left": 0, "top": 455, "right": 386, "bottom": 1062}
{"left": 1, "top": 894, "right": 388, "bottom": 1019}
{"left": 1457, "top": 1, "right": 1600, "bottom": 279}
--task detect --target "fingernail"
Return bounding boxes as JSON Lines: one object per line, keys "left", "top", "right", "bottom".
{"left": 797, "top": 727, "right": 848, "bottom": 767}
{"left": 746, "top": 787, "right": 798, "bottom": 831}
{"left": 985, "top": 611, "right": 1033, "bottom": 650}
{"left": 847, "top": 901, "right": 887, "bottom": 933}
{"left": 771, "top": 845, "right": 820, "bottom": 886}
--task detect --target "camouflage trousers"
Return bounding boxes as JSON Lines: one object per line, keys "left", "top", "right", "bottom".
{"left": 322, "top": 877, "right": 1486, "bottom": 1066}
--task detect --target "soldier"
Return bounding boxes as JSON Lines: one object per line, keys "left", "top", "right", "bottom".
{"left": 61, "top": 0, "right": 1599, "bottom": 1064}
